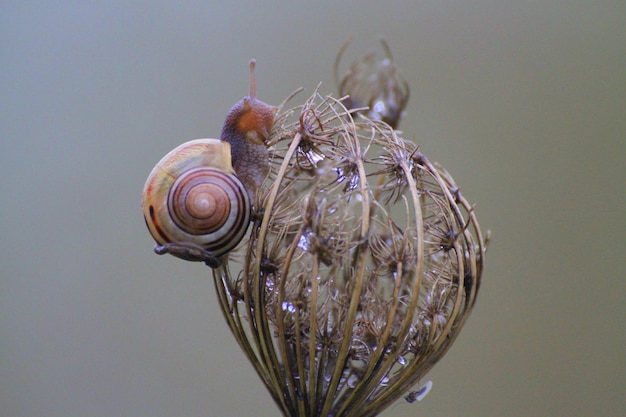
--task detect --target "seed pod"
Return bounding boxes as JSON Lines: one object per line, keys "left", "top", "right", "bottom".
{"left": 335, "top": 39, "right": 410, "bottom": 129}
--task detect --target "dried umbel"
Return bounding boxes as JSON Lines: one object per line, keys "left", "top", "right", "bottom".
{"left": 212, "top": 92, "right": 487, "bottom": 417}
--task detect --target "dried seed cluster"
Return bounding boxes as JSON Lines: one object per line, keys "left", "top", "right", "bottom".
{"left": 335, "top": 39, "right": 409, "bottom": 129}
{"left": 212, "top": 90, "right": 487, "bottom": 417}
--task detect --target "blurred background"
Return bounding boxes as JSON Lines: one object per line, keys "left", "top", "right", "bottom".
{"left": 1, "top": 1, "right": 624, "bottom": 416}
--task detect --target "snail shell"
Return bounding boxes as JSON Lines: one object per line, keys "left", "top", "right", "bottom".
{"left": 142, "top": 138, "right": 251, "bottom": 259}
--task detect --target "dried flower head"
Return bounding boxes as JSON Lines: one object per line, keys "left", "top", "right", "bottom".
{"left": 335, "top": 39, "right": 410, "bottom": 129}
{"left": 213, "top": 89, "right": 487, "bottom": 417}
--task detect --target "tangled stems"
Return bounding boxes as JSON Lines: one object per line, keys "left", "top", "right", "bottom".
{"left": 212, "top": 90, "right": 487, "bottom": 417}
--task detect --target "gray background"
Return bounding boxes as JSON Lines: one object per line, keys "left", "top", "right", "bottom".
{"left": 2, "top": 1, "right": 624, "bottom": 416}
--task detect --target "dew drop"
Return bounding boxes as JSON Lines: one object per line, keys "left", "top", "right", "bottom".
{"left": 372, "top": 100, "right": 386, "bottom": 116}
{"left": 304, "top": 149, "right": 325, "bottom": 166}
{"left": 281, "top": 301, "right": 297, "bottom": 313}
{"left": 405, "top": 380, "right": 433, "bottom": 403}
{"left": 335, "top": 167, "right": 347, "bottom": 183}
{"left": 347, "top": 374, "right": 359, "bottom": 388}
{"left": 346, "top": 174, "right": 359, "bottom": 192}
{"left": 297, "top": 232, "right": 311, "bottom": 251}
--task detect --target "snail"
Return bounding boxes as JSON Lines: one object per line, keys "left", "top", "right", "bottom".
{"left": 142, "top": 60, "right": 276, "bottom": 267}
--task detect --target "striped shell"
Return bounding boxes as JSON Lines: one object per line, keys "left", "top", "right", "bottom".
{"left": 142, "top": 138, "right": 251, "bottom": 258}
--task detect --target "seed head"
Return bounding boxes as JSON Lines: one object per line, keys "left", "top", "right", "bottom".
{"left": 213, "top": 88, "right": 487, "bottom": 417}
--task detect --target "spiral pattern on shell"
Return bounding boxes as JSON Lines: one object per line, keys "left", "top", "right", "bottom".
{"left": 142, "top": 139, "right": 251, "bottom": 258}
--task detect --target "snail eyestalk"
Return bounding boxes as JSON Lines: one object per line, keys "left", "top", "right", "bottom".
{"left": 248, "top": 59, "right": 257, "bottom": 99}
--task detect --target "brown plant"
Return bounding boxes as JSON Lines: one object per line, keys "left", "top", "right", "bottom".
{"left": 212, "top": 88, "right": 487, "bottom": 417}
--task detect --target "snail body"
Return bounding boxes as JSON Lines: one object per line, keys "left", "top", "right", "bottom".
{"left": 220, "top": 60, "right": 276, "bottom": 200}
{"left": 142, "top": 61, "right": 275, "bottom": 266}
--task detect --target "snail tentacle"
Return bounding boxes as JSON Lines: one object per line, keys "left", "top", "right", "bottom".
{"left": 154, "top": 242, "right": 221, "bottom": 268}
